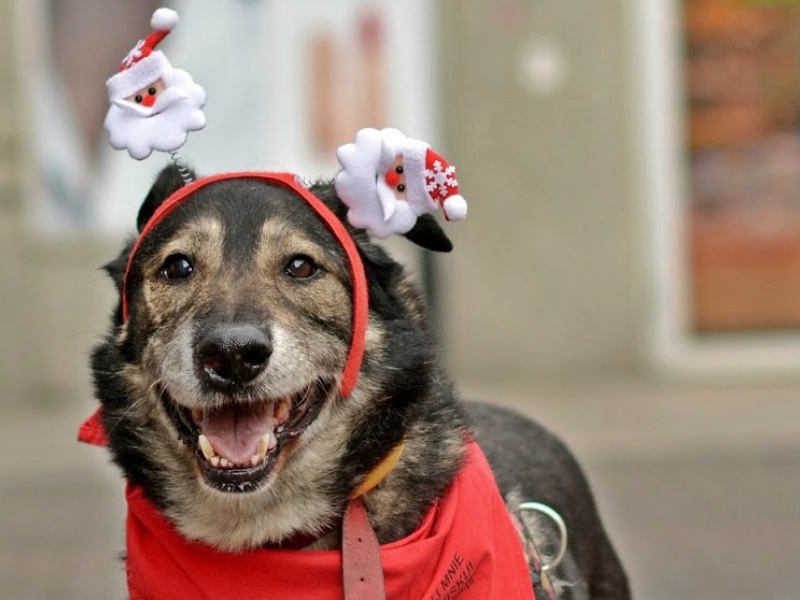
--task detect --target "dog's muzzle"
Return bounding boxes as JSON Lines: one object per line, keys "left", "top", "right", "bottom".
{"left": 197, "top": 324, "right": 273, "bottom": 389}
{"left": 161, "top": 377, "right": 332, "bottom": 493}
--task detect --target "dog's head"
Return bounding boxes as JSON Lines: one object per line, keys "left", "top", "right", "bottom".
{"left": 93, "top": 165, "right": 457, "bottom": 548}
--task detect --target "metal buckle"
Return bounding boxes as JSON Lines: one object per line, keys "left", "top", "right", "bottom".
{"left": 518, "top": 502, "right": 568, "bottom": 571}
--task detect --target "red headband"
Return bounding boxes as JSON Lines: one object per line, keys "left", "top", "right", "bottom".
{"left": 122, "top": 171, "right": 368, "bottom": 398}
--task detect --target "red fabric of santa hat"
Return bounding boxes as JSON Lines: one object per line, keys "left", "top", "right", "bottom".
{"left": 403, "top": 144, "right": 468, "bottom": 222}
{"left": 106, "top": 8, "right": 179, "bottom": 102}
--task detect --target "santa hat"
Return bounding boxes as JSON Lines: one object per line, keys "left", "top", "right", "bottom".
{"left": 403, "top": 144, "right": 468, "bottom": 222}
{"left": 106, "top": 8, "right": 179, "bottom": 102}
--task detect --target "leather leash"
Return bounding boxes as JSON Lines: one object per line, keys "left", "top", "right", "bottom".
{"left": 341, "top": 441, "right": 406, "bottom": 600}
{"left": 342, "top": 496, "right": 386, "bottom": 600}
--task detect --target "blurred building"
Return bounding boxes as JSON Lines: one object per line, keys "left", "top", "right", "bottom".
{"left": 1, "top": 0, "right": 26, "bottom": 404}
{"left": 440, "top": 0, "right": 638, "bottom": 381}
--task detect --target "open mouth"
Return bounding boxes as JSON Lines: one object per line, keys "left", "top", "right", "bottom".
{"left": 160, "top": 380, "right": 331, "bottom": 493}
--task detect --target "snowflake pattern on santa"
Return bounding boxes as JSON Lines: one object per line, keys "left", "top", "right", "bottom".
{"left": 425, "top": 159, "right": 459, "bottom": 203}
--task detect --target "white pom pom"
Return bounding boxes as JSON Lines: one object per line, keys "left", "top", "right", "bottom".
{"left": 443, "top": 195, "right": 467, "bottom": 221}
{"left": 151, "top": 8, "right": 179, "bottom": 31}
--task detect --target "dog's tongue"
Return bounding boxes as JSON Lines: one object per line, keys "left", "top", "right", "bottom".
{"left": 200, "top": 404, "right": 275, "bottom": 466}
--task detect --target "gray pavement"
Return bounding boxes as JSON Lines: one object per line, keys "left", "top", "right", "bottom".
{"left": 2, "top": 377, "right": 799, "bottom": 599}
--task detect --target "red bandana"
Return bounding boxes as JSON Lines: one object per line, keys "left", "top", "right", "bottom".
{"left": 119, "top": 441, "right": 534, "bottom": 600}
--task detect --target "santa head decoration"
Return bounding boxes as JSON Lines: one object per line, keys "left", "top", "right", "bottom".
{"left": 400, "top": 141, "right": 468, "bottom": 223}
{"left": 104, "top": 8, "right": 206, "bottom": 161}
{"left": 106, "top": 8, "right": 179, "bottom": 103}
{"left": 335, "top": 128, "right": 467, "bottom": 239}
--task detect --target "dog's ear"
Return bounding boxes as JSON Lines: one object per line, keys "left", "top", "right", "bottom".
{"left": 100, "top": 240, "right": 135, "bottom": 326}
{"left": 102, "top": 253, "right": 127, "bottom": 293}
{"left": 402, "top": 214, "right": 453, "bottom": 253}
{"left": 309, "top": 179, "right": 350, "bottom": 225}
{"left": 137, "top": 164, "right": 195, "bottom": 231}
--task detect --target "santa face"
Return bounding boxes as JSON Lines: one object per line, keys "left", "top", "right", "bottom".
{"left": 125, "top": 78, "right": 166, "bottom": 108}
{"left": 335, "top": 128, "right": 419, "bottom": 238}
{"left": 105, "top": 69, "right": 207, "bottom": 160}
{"left": 383, "top": 156, "right": 408, "bottom": 201}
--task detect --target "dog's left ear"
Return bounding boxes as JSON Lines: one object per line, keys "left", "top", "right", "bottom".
{"left": 402, "top": 214, "right": 453, "bottom": 253}
{"left": 137, "top": 164, "right": 195, "bottom": 231}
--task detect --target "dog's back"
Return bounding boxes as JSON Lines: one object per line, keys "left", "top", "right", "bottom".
{"left": 468, "top": 402, "right": 630, "bottom": 599}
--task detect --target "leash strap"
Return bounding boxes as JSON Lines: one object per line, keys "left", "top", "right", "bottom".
{"left": 342, "top": 496, "right": 386, "bottom": 600}
{"left": 340, "top": 442, "right": 405, "bottom": 600}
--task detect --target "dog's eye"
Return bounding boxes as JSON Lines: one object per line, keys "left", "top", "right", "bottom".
{"left": 161, "top": 254, "right": 194, "bottom": 280}
{"left": 285, "top": 255, "right": 318, "bottom": 279}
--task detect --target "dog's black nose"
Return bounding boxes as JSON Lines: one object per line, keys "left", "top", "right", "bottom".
{"left": 197, "top": 325, "right": 272, "bottom": 387}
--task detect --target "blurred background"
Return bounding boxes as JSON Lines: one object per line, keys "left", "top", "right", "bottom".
{"left": 1, "top": 0, "right": 800, "bottom": 598}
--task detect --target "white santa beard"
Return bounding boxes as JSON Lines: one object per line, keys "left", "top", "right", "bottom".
{"left": 347, "top": 197, "right": 417, "bottom": 239}
{"left": 336, "top": 162, "right": 417, "bottom": 237}
{"left": 104, "top": 76, "right": 206, "bottom": 160}
{"left": 162, "top": 69, "right": 207, "bottom": 107}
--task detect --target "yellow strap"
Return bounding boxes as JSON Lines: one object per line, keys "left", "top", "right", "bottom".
{"left": 350, "top": 440, "right": 406, "bottom": 499}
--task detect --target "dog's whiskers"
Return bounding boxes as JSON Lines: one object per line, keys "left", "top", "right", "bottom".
{"left": 103, "top": 376, "right": 166, "bottom": 439}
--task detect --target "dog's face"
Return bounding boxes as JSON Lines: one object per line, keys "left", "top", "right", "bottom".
{"left": 128, "top": 178, "right": 354, "bottom": 494}
{"left": 94, "top": 167, "right": 456, "bottom": 549}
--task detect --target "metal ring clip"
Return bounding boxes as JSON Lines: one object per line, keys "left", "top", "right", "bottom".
{"left": 518, "top": 502, "right": 568, "bottom": 571}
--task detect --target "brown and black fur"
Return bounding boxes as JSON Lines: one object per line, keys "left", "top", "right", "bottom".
{"left": 91, "top": 165, "right": 630, "bottom": 598}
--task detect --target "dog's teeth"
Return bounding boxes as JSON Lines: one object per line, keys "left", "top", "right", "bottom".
{"left": 255, "top": 433, "right": 270, "bottom": 460}
{"left": 251, "top": 455, "right": 261, "bottom": 467}
{"left": 220, "top": 458, "right": 230, "bottom": 468}
{"left": 275, "top": 401, "right": 290, "bottom": 423}
{"left": 210, "top": 456, "right": 220, "bottom": 468}
{"left": 268, "top": 432, "right": 277, "bottom": 450}
{"left": 198, "top": 434, "right": 215, "bottom": 461}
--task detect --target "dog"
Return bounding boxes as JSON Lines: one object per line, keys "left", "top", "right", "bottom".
{"left": 85, "top": 164, "right": 630, "bottom": 599}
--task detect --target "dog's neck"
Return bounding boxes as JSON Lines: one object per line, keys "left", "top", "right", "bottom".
{"left": 336, "top": 446, "right": 409, "bottom": 600}
{"left": 276, "top": 440, "right": 407, "bottom": 551}
{"left": 350, "top": 440, "right": 406, "bottom": 499}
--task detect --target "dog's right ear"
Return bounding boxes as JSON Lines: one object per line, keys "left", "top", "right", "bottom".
{"left": 402, "top": 214, "right": 454, "bottom": 253}
{"left": 100, "top": 240, "right": 134, "bottom": 326}
{"left": 101, "top": 250, "right": 129, "bottom": 295}
{"left": 137, "top": 164, "right": 194, "bottom": 231}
